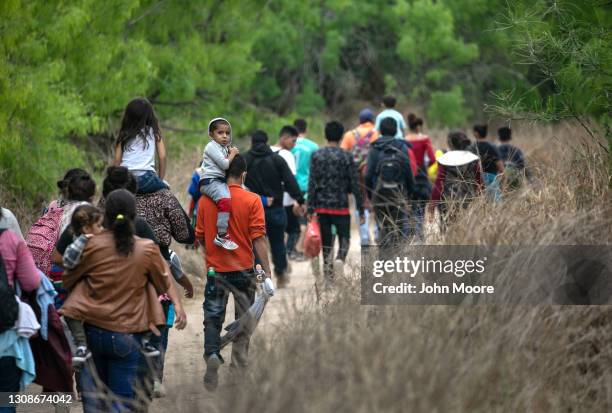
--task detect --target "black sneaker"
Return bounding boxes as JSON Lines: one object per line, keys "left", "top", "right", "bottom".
{"left": 72, "top": 346, "right": 92, "bottom": 366}
{"left": 141, "top": 341, "right": 161, "bottom": 358}
{"left": 203, "top": 353, "right": 222, "bottom": 391}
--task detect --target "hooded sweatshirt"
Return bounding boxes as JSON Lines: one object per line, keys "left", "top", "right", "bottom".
{"left": 244, "top": 142, "right": 304, "bottom": 208}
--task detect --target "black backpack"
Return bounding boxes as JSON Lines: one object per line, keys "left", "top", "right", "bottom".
{"left": 412, "top": 166, "right": 432, "bottom": 202}
{"left": 0, "top": 229, "right": 19, "bottom": 333}
{"left": 374, "top": 143, "right": 409, "bottom": 192}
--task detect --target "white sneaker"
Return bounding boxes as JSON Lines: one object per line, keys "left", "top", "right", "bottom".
{"left": 72, "top": 346, "right": 92, "bottom": 366}
{"left": 153, "top": 380, "right": 166, "bottom": 398}
{"left": 214, "top": 234, "right": 239, "bottom": 250}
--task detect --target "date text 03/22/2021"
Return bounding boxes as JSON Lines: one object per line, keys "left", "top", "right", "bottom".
{"left": 372, "top": 282, "right": 495, "bottom": 295}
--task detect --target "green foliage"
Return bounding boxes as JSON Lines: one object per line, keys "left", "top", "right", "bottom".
{"left": 3, "top": 0, "right": 605, "bottom": 205}
{"left": 489, "top": 0, "right": 611, "bottom": 179}
{"left": 427, "top": 86, "right": 472, "bottom": 127}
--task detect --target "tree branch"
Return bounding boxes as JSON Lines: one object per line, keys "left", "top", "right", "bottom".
{"left": 126, "top": 1, "right": 167, "bottom": 28}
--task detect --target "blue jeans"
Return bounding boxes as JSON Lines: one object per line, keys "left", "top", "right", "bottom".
{"left": 484, "top": 172, "right": 502, "bottom": 202}
{"left": 357, "top": 209, "right": 371, "bottom": 246}
{"left": 81, "top": 325, "right": 144, "bottom": 413}
{"left": 0, "top": 357, "right": 20, "bottom": 413}
{"left": 135, "top": 171, "right": 168, "bottom": 194}
{"left": 203, "top": 270, "right": 256, "bottom": 367}
{"left": 265, "top": 207, "right": 288, "bottom": 277}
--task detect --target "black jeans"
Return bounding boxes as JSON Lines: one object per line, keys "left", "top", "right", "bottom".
{"left": 0, "top": 357, "right": 20, "bottom": 413}
{"left": 285, "top": 205, "right": 301, "bottom": 254}
{"left": 203, "top": 270, "right": 256, "bottom": 368}
{"left": 318, "top": 214, "right": 351, "bottom": 279}
{"left": 265, "top": 206, "right": 288, "bottom": 277}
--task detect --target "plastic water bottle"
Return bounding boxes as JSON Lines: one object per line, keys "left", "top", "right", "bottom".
{"left": 206, "top": 267, "right": 217, "bottom": 298}
{"left": 255, "top": 264, "right": 265, "bottom": 282}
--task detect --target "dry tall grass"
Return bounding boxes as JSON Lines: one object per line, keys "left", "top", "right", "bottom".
{"left": 4, "top": 120, "right": 611, "bottom": 412}
{"left": 212, "top": 122, "right": 612, "bottom": 412}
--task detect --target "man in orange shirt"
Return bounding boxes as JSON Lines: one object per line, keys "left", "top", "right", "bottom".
{"left": 195, "top": 154, "right": 271, "bottom": 390}
{"left": 340, "top": 108, "right": 379, "bottom": 152}
{"left": 340, "top": 108, "right": 379, "bottom": 246}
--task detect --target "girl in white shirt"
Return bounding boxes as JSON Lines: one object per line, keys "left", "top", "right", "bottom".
{"left": 113, "top": 98, "right": 168, "bottom": 194}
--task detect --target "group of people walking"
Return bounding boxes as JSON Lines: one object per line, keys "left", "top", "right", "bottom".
{"left": 0, "top": 95, "right": 528, "bottom": 411}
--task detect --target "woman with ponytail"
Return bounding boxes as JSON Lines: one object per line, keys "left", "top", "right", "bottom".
{"left": 59, "top": 189, "right": 186, "bottom": 412}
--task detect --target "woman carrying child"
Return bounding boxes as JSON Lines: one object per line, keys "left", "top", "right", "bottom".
{"left": 59, "top": 189, "right": 187, "bottom": 412}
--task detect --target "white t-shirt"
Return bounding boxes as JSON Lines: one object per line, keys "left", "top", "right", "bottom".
{"left": 271, "top": 145, "right": 296, "bottom": 206}
{"left": 120, "top": 128, "right": 156, "bottom": 174}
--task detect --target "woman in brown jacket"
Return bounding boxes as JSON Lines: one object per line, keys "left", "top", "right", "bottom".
{"left": 60, "top": 189, "right": 187, "bottom": 412}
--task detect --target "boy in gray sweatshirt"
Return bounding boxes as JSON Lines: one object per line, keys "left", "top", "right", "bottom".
{"left": 200, "top": 118, "right": 239, "bottom": 250}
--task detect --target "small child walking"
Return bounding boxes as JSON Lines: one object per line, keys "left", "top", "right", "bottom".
{"left": 114, "top": 97, "right": 168, "bottom": 194}
{"left": 62, "top": 204, "right": 160, "bottom": 366}
{"left": 199, "top": 118, "right": 239, "bottom": 250}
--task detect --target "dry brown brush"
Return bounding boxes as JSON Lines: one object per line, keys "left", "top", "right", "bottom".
{"left": 217, "top": 123, "right": 612, "bottom": 412}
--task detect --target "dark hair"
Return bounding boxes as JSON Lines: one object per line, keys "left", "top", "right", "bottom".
{"left": 116, "top": 97, "right": 162, "bottom": 151}
{"left": 71, "top": 204, "right": 102, "bottom": 235}
{"left": 103, "top": 166, "right": 138, "bottom": 198}
{"left": 104, "top": 189, "right": 136, "bottom": 256}
{"left": 209, "top": 118, "right": 231, "bottom": 133}
{"left": 380, "top": 117, "right": 398, "bottom": 137}
{"left": 498, "top": 127, "right": 512, "bottom": 142}
{"left": 448, "top": 131, "right": 472, "bottom": 151}
{"left": 293, "top": 119, "right": 307, "bottom": 134}
{"left": 251, "top": 130, "right": 268, "bottom": 144}
{"left": 382, "top": 96, "right": 397, "bottom": 108}
{"left": 325, "top": 121, "right": 345, "bottom": 142}
{"left": 226, "top": 154, "right": 247, "bottom": 179}
{"left": 279, "top": 125, "right": 299, "bottom": 138}
{"left": 407, "top": 113, "right": 423, "bottom": 132}
{"left": 67, "top": 172, "right": 96, "bottom": 202}
{"left": 57, "top": 168, "right": 88, "bottom": 194}
{"left": 473, "top": 124, "right": 488, "bottom": 139}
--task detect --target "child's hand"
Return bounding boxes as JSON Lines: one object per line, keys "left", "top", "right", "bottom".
{"left": 267, "top": 196, "right": 274, "bottom": 207}
{"left": 229, "top": 147, "right": 239, "bottom": 156}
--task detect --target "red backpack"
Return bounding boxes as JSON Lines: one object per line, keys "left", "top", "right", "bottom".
{"left": 26, "top": 200, "right": 64, "bottom": 275}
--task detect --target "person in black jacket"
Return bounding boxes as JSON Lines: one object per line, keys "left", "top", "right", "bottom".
{"left": 307, "top": 121, "right": 365, "bottom": 280}
{"left": 365, "top": 117, "right": 415, "bottom": 254}
{"left": 244, "top": 130, "right": 305, "bottom": 286}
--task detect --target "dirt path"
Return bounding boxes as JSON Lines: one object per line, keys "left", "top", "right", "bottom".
{"left": 148, "top": 228, "right": 363, "bottom": 412}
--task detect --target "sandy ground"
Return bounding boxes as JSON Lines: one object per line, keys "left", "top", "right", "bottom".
{"left": 148, "top": 228, "right": 363, "bottom": 412}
